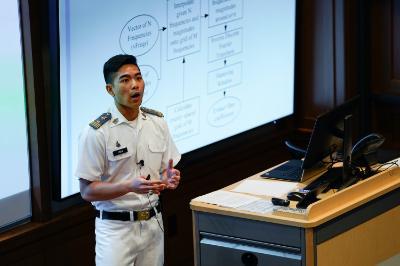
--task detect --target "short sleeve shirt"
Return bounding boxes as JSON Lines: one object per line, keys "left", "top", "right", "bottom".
{"left": 75, "top": 105, "right": 181, "bottom": 211}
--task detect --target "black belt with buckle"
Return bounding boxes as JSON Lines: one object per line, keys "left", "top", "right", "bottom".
{"left": 95, "top": 204, "right": 161, "bottom": 221}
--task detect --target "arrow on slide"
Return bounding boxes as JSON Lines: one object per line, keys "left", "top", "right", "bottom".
{"left": 182, "top": 57, "right": 186, "bottom": 100}
{"left": 202, "top": 13, "right": 209, "bottom": 18}
{"left": 223, "top": 91, "right": 226, "bottom": 97}
{"left": 224, "top": 25, "right": 227, "bottom": 31}
{"left": 224, "top": 59, "right": 227, "bottom": 66}
{"left": 157, "top": 26, "right": 167, "bottom": 80}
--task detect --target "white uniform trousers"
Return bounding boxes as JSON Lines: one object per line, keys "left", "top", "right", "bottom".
{"left": 95, "top": 213, "right": 164, "bottom": 266}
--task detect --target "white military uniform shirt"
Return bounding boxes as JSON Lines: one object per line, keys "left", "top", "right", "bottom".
{"left": 75, "top": 105, "right": 181, "bottom": 211}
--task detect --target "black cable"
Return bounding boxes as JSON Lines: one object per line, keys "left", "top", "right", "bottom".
{"left": 139, "top": 161, "right": 164, "bottom": 232}
{"left": 372, "top": 160, "right": 399, "bottom": 173}
{"left": 321, "top": 147, "right": 340, "bottom": 165}
{"left": 147, "top": 194, "right": 164, "bottom": 232}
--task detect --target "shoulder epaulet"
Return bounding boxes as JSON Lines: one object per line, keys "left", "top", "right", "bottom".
{"left": 140, "top": 106, "right": 164, "bottom": 117}
{"left": 89, "top": 112, "right": 112, "bottom": 129}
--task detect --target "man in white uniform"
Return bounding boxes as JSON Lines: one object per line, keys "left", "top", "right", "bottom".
{"left": 76, "top": 54, "right": 181, "bottom": 266}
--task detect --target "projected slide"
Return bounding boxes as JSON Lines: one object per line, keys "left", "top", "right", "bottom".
{"left": 0, "top": 0, "right": 31, "bottom": 228}
{"left": 60, "top": 0, "right": 296, "bottom": 197}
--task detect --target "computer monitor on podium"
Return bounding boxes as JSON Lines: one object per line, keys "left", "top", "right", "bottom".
{"left": 301, "top": 97, "right": 359, "bottom": 180}
{"left": 304, "top": 97, "right": 359, "bottom": 167}
{"left": 262, "top": 96, "right": 359, "bottom": 182}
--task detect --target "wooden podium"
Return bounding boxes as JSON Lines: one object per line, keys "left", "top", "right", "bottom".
{"left": 190, "top": 166, "right": 400, "bottom": 266}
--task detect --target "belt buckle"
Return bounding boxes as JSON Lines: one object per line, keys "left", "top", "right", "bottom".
{"left": 137, "top": 210, "right": 150, "bottom": 221}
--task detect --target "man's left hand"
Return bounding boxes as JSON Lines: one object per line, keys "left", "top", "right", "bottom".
{"left": 161, "top": 159, "right": 181, "bottom": 189}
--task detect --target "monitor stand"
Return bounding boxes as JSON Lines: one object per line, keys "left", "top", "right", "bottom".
{"left": 341, "top": 114, "right": 353, "bottom": 187}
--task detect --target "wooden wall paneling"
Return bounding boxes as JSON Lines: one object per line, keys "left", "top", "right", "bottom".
{"left": 8, "top": 255, "right": 44, "bottom": 266}
{"left": 393, "top": 0, "right": 400, "bottom": 81}
{"left": 333, "top": 0, "right": 362, "bottom": 102}
{"left": 295, "top": 0, "right": 364, "bottom": 145}
{"left": 338, "top": 0, "right": 365, "bottom": 139}
{"left": 0, "top": 205, "right": 95, "bottom": 266}
{"left": 371, "top": 95, "right": 400, "bottom": 149}
{"left": 337, "top": 0, "right": 361, "bottom": 101}
{"left": 43, "top": 221, "right": 94, "bottom": 266}
{"left": 295, "top": 0, "right": 315, "bottom": 129}
{"left": 333, "top": 0, "right": 346, "bottom": 104}
{"left": 369, "top": 0, "right": 400, "bottom": 147}
{"left": 357, "top": 0, "right": 372, "bottom": 134}
{"left": 296, "top": 0, "right": 336, "bottom": 129}
{"left": 370, "top": 0, "right": 392, "bottom": 93}
{"left": 296, "top": 0, "right": 361, "bottom": 130}
{"left": 390, "top": 0, "right": 400, "bottom": 91}
{"left": 2, "top": 239, "right": 45, "bottom": 266}
{"left": 2, "top": 224, "right": 94, "bottom": 266}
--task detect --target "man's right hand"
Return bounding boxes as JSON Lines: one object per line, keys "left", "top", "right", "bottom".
{"left": 79, "top": 177, "right": 166, "bottom": 202}
{"left": 129, "top": 176, "right": 166, "bottom": 195}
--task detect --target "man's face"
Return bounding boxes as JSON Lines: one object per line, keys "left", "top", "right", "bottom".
{"left": 107, "top": 64, "right": 144, "bottom": 111}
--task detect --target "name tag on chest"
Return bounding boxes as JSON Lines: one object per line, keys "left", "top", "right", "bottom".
{"left": 113, "top": 147, "right": 128, "bottom": 156}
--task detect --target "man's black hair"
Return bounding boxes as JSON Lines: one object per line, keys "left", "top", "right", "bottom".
{"left": 103, "top": 54, "right": 138, "bottom": 84}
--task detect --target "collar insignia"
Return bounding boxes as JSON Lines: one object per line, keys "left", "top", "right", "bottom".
{"left": 89, "top": 112, "right": 112, "bottom": 129}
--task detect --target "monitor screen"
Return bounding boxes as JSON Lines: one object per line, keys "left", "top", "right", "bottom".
{"left": 302, "top": 97, "right": 360, "bottom": 169}
{"left": 58, "top": 0, "right": 297, "bottom": 198}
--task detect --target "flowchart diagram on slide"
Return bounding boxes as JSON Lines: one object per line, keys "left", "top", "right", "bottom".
{"left": 119, "top": 0, "right": 244, "bottom": 142}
